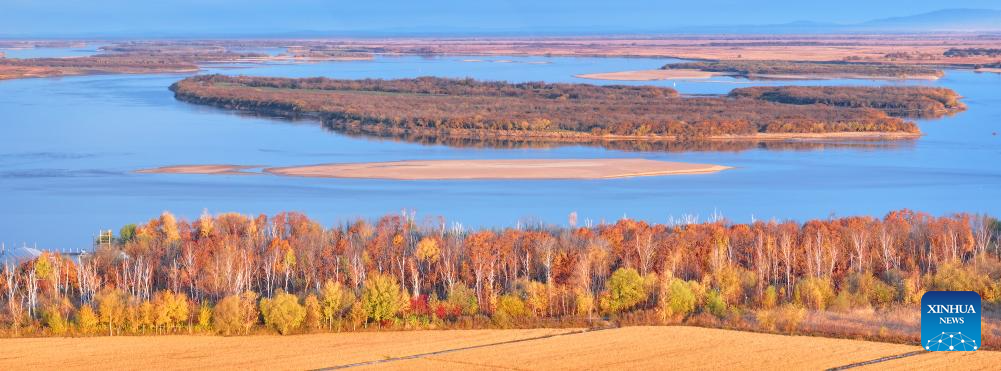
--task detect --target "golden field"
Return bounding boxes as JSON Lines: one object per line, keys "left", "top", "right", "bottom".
{"left": 2, "top": 326, "right": 999, "bottom": 370}
{"left": 362, "top": 326, "right": 926, "bottom": 370}
{"left": 0, "top": 328, "right": 575, "bottom": 370}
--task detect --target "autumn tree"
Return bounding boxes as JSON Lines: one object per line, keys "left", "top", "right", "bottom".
{"left": 95, "top": 288, "right": 127, "bottom": 336}
{"left": 361, "top": 273, "right": 408, "bottom": 325}
{"left": 600, "top": 268, "right": 646, "bottom": 315}
{"left": 260, "top": 290, "right": 306, "bottom": 335}
{"left": 304, "top": 294, "right": 322, "bottom": 331}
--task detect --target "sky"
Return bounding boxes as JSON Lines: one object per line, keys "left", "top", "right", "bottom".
{"left": 1, "top": 0, "right": 999, "bottom": 37}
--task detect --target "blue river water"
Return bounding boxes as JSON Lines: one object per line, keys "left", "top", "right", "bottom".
{"left": 1, "top": 54, "right": 999, "bottom": 249}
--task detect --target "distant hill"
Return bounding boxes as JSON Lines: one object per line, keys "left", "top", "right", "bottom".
{"left": 859, "top": 9, "right": 1001, "bottom": 32}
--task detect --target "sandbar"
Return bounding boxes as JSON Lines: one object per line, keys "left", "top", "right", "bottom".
{"left": 136, "top": 164, "right": 261, "bottom": 175}
{"left": 264, "top": 159, "right": 730, "bottom": 180}
{"left": 575, "top": 69, "right": 718, "bottom": 81}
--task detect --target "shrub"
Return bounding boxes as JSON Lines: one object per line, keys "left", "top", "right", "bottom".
{"left": 304, "top": 294, "right": 322, "bottom": 331}
{"left": 926, "top": 262, "right": 988, "bottom": 293}
{"left": 842, "top": 272, "right": 897, "bottom": 308}
{"left": 139, "top": 300, "right": 154, "bottom": 333}
{"left": 197, "top": 304, "right": 212, "bottom": 332}
{"left": 75, "top": 305, "right": 99, "bottom": 334}
{"left": 776, "top": 304, "right": 806, "bottom": 335}
{"left": 348, "top": 301, "right": 367, "bottom": 330}
{"left": 829, "top": 291, "right": 852, "bottom": 313}
{"left": 213, "top": 292, "right": 258, "bottom": 335}
{"left": 517, "top": 279, "right": 549, "bottom": 316}
{"left": 574, "top": 289, "right": 595, "bottom": 318}
{"left": 660, "top": 278, "right": 697, "bottom": 321}
{"left": 761, "top": 285, "right": 778, "bottom": 310}
{"left": 320, "top": 279, "right": 354, "bottom": 330}
{"left": 705, "top": 289, "right": 728, "bottom": 318}
{"left": 712, "top": 266, "right": 753, "bottom": 305}
{"left": 446, "top": 284, "right": 479, "bottom": 316}
{"left": 152, "top": 290, "right": 189, "bottom": 333}
{"left": 755, "top": 309, "right": 776, "bottom": 332}
{"left": 260, "top": 290, "right": 306, "bottom": 335}
{"left": 42, "top": 308, "right": 69, "bottom": 336}
{"left": 361, "top": 273, "right": 408, "bottom": 324}
{"left": 493, "top": 294, "right": 528, "bottom": 328}
{"left": 124, "top": 300, "right": 142, "bottom": 333}
{"left": 600, "top": 268, "right": 647, "bottom": 315}
{"left": 794, "top": 277, "right": 834, "bottom": 310}
{"left": 95, "top": 288, "right": 127, "bottom": 336}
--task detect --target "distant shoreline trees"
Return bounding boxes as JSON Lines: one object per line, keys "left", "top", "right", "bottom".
{"left": 729, "top": 86, "right": 966, "bottom": 118}
{"left": 662, "top": 60, "right": 943, "bottom": 79}
{"left": 944, "top": 48, "right": 1001, "bottom": 58}
{"left": 1, "top": 210, "right": 998, "bottom": 347}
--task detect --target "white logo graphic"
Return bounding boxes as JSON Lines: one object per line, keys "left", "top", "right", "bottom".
{"left": 925, "top": 332, "right": 978, "bottom": 351}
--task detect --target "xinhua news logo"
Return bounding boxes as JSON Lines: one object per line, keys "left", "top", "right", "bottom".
{"left": 921, "top": 291, "right": 981, "bottom": 351}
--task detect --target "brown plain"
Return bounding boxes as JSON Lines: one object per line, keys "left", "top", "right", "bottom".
{"left": 264, "top": 159, "right": 731, "bottom": 180}
{"left": 340, "top": 35, "right": 1001, "bottom": 66}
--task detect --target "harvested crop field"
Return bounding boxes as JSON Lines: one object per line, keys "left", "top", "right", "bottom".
{"left": 361, "top": 327, "right": 1001, "bottom": 370}
{"left": 0, "top": 328, "right": 576, "bottom": 370}
{"left": 4, "top": 326, "right": 999, "bottom": 370}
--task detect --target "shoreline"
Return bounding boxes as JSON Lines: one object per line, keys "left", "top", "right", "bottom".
{"left": 575, "top": 68, "right": 941, "bottom": 82}
{"left": 324, "top": 120, "right": 923, "bottom": 142}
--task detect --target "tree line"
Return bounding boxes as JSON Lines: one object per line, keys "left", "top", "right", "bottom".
{"left": 171, "top": 75, "right": 921, "bottom": 140}
{"left": 1, "top": 210, "right": 998, "bottom": 343}
{"left": 944, "top": 48, "right": 1001, "bottom": 58}
{"left": 662, "top": 60, "right": 943, "bottom": 78}
{"left": 729, "top": 86, "right": 966, "bottom": 119}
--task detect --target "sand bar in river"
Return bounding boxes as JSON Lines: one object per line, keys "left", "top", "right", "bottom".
{"left": 265, "top": 159, "right": 730, "bottom": 180}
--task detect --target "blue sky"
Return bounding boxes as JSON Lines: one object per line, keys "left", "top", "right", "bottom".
{"left": 1, "top": 0, "right": 998, "bottom": 36}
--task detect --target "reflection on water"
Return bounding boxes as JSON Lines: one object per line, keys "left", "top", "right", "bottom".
{"left": 323, "top": 121, "right": 915, "bottom": 153}
{"left": 218, "top": 104, "right": 916, "bottom": 153}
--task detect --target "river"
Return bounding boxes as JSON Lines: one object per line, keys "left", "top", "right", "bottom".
{"left": 1, "top": 54, "right": 998, "bottom": 249}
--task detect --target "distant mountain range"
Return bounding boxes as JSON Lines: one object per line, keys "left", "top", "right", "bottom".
{"left": 670, "top": 9, "right": 1001, "bottom": 34}
{"left": 860, "top": 8, "right": 1001, "bottom": 32}
{"left": 250, "top": 9, "right": 1001, "bottom": 37}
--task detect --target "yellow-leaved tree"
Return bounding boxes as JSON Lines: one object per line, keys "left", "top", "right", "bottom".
{"left": 260, "top": 290, "right": 306, "bottom": 335}
{"left": 76, "top": 304, "right": 99, "bottom": 335}
{"left": 320, "top": 279, "right": 354, "bottom": 331}
{"left": 361, "top": 273, "right": 408, "bottom": 326}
